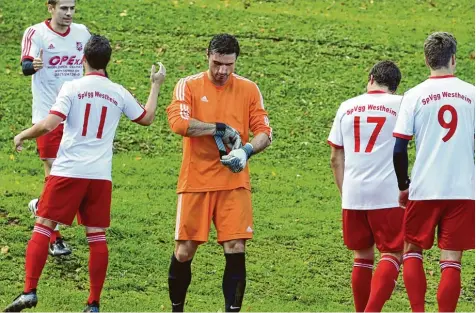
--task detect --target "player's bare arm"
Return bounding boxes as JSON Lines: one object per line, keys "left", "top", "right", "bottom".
{"left": 135, "top": 62, "right": 166, "bottom": 126}
{"left": 185, "top": 118, "right": 216, "bottom": 136}
{"left": 330, "top": 147, "right": 344, "bottom": 195}
{"left": 249, "top": 132, "right": 271, "bottom": 155}
{"left": 14, "top": 114, "right": 63, "bottom": 152}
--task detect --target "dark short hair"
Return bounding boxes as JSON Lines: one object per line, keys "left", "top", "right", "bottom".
{"left": 424, "top": 32, "right": 457, "bottom": 70}
{"left": 84, "top": 35, "right": 111, "bottom": 70}
{"left": 207, "top": 33, "right": 240, "bottom": 57}
{"left": 368, "top": 61, "right": 401, "bottom": 92}
{"left": 48, "top": 0, "right": 74, "bottom": 6}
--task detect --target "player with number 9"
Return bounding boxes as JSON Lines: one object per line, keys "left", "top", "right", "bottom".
{"left": 328, "top": 61, "right": 404, "bottom": 312}
{"left": 393, "top": 32, "right": 475, "bottom": 313}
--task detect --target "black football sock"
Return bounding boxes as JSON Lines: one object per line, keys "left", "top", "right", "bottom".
{"left": 168, "top": 254, "right": 192, "bottom": 312}
{"left": 223, "top": 253, "right": 246, "bottom": 312}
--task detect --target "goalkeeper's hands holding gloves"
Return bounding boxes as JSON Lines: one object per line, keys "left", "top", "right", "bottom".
{"left": 213, "top": 123, "right": 242, "bottom": 150}
{"left": 221, "top": 143, "right": 254, "bottom": 173}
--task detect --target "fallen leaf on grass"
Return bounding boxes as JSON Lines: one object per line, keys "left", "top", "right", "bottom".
{"left": 1, "top": 246, "right": 9, "bottom": 254}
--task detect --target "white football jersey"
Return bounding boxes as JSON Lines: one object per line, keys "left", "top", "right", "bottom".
{"left": 393, "top": 75, "right": 475, "bottom": 200}
{"left": 21, "top": 19, "right": 90, "bottom": 123}
{"left": 328, "top": 91, "right": 402, "bottom": 210}
{"left": 49, "top": 73, "right": 146, "bottom": 181}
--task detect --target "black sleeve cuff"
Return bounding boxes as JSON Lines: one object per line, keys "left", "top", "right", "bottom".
{"left": 398, "top": 178, "right": 411, "bottom": 191}
{"left": 215, "top": 122, "right": 226, "bottom": 137}
{"left": 22, "top": 60, "right": 36, "bottom": 76}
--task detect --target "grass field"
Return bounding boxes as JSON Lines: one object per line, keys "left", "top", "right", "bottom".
{"left": 0, "top": 0, "right": 475, "bottom": 311}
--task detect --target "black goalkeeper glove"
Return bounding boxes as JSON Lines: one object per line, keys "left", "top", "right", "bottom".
{"left": 213, "top": 123, "right": 242, "bottom": 151}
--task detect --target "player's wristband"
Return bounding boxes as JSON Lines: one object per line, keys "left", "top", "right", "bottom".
{"left": 242, "top": 143, "right": 254, "bottom": 159}
{"left": 215, "top": 122, "right": 226, "bottom": 137}
{"left": 398, "top": 177, "right": 411, "bottom": 191}
{"left": 22, "top": 60, "right": 36, "bottom": 76}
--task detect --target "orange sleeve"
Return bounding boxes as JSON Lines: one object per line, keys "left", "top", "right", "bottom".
{"left": 249, "top": 83, "right": 272, "bottom": 142}
{"left": 166, "top": 78, "right": 192, "bottom": 136}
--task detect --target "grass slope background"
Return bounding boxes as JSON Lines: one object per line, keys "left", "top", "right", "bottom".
{"left": 0, "top": 0, "right": 474, "bottom": 311}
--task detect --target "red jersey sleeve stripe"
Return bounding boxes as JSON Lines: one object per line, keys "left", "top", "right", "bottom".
{"left": 23, "top": 29, "right": 36, "bottom": 58}
{"left": 327, "top": 140, "right": 344, "bottom": 149}
{"left": 22, "top": 28, "right": 33, "bottom": 56}
{"left": 393, "top": 132, "right": 413, "bottom": 140}
{"left": 49, "top": 110, "right": 66, "bottom": 120}
{"left": 132, "top": 109, "right": 147, "bottom": 122}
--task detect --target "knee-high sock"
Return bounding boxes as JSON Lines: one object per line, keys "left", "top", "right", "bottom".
{"left": 223, "top": 253, "right": 246, "bottom": 312}
{"left": 24, "top": 223, "right": 53, "bottom": 293}
{"left": 87, "top": 232, "right": 108, "bottom": 304}
{"left": 365, "top": 255, "right": 401, "bottom": 312}
{"left": 352, "top": 258, "right": 373, "bottom": 312}
{"left": 403, "top": 252, "right": 426, "bottom": 312}
{"left": 437, "top": 261, "right": 461, "bottom": 312}
{"left": 168, "top": 254, "right": 192, "bottom": 312}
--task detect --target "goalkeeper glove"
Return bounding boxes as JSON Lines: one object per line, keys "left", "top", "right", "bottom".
{"left": 221, "top": 143, "right": 254, "bottom": 173}
{"left": 214, "top": 123, "right": 242, "bottom": 150}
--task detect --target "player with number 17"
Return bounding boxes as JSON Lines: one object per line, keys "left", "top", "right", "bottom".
{"left": 328, "top": 61, "right": 404, "bottom": 312}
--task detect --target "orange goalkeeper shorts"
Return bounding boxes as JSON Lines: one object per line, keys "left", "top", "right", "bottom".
{"left": 174, "top": 188, "right": 253, "bottom": 243}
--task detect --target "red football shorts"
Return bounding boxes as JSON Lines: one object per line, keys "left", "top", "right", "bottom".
{"left": 36, "top": 123, "right": 64, "bottom": 159}
{"left": 405, "top": 199, "right": 475, "bottom": 250}
{"left": 37, "top": 175, "right": 112, "bottom": 228}
{"left": 342, "top": 207, "right": 404, "bottom": 252}
{"left": 174, "top": 188, "right": 253, "bottom": 243}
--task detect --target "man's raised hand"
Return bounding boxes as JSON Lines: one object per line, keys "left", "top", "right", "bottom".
{"left": 150, "top": 62, "right": 166, "bottom": 86}
{"left": 33, "top": 48, "right": 43, "bottom": 71}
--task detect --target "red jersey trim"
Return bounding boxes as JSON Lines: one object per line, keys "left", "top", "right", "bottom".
{"left": 50, "top": 110, "right": 67, "bottom": 120}
{"left": 327, "top": 140, "right": 344, "bottom": 149}
{"left": 132, "top": 110, "right": 147, "bottom": 122}
{"left": 21, "top": 56, "right": 34, "bottom": 62}
{"left": 393, "top": 132, "right": 413, "bottom": 140}
{"left": 86, "top": 72, "right": 107, "bottom": 77}
{"left": 429, "top": 75, "right": 455, "bottom": 79}
{"left": 45, "top": 19, "right": 71, "bottom": 37}
{"left": 367, "top": 90, "right": 386, "bottom": 94}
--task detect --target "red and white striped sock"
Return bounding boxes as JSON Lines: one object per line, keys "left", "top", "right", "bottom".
{"left": 87, "top": 232, "right": 108, "bottom": 304}
{"left": 24, "top": 223, "right": 53, "bottom": 292}
{"left": 437, "top": 260, "right": 461, "bottom": 312}
{"left": 403, "top": 251, "right": 426, "bottom": 312}
{"left": 352, "top": 258, "right": 374, "bottom": 312}
{"left": 365, "top": 255, "right": 401, "bottom": 312}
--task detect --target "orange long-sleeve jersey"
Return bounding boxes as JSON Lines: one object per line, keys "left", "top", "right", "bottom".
{"left": 166, "top": 71, "right": 272, "bottom": 193}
